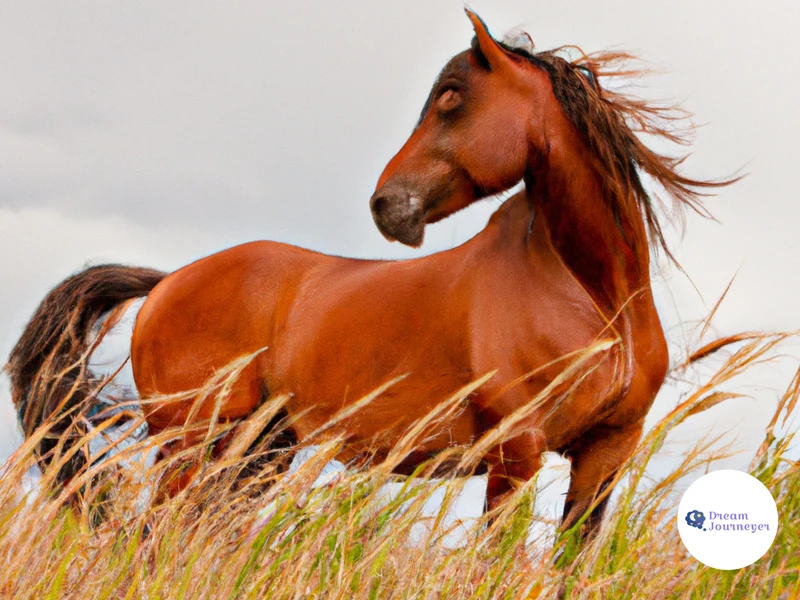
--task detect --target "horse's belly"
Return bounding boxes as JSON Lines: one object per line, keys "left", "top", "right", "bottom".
{"left": 282, "top": 370, "right": 482, "bottom": 462}
{"left": 334, "top": 419, "right": 483, "bottom": 475}
{"left": 312, "top": 401, "right": 482, "bottom": 469}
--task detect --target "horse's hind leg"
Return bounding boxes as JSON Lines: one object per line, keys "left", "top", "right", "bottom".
{"left": 559, "top": 421, "right": 643, "bottom": 538}
{"left": 149, "top": 365, "right": 269, "bottom": 500}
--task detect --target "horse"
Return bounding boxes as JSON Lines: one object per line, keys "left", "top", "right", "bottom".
{"left": 6, "top": 9, "right": 734, "bottom": 538}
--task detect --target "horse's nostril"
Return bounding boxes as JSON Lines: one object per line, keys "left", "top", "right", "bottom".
{"left": 371, "top": 195, "right": 388, "bottom": 215}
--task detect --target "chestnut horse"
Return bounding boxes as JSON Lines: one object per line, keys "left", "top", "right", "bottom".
{"left": 7, "top": 10, "right": 732, "bottom": 537}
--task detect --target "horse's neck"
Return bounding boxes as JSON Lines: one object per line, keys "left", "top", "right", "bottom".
{"left": 527, "top": 140, "right": 651, "bottom": 315}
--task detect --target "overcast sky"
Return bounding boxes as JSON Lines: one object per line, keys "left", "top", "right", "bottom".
{"left": 1, "top": 0, "right": 799, "bottom": 486}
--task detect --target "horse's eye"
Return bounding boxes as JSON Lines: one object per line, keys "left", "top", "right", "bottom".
{"left": 437, "top": 88, "right": 463, "bottom": 114}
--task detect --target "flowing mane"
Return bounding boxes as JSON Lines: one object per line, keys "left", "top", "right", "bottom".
{"left": 497, "top": 40, "right": 739, "bottom": 262}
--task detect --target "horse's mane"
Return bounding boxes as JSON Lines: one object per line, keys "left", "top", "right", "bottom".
{"left": 501, "top": 41, "right": 740, "bottom": 263}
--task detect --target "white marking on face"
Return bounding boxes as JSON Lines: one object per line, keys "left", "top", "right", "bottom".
{"left": 408, "top": 196, "right": 422, "bottom": 210}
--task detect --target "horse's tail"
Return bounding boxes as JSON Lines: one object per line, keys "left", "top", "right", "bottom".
{"left": 5, "top": 264, "right": 166, "bottom": 480}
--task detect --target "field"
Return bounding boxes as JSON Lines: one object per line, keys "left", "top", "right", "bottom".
{"left": 0, "top": 331, "right": 798, "bottom": 600}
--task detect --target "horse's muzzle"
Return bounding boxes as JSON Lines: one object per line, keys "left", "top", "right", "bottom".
{"left": 370, "top": 188, "right": 425, "bottom": 247}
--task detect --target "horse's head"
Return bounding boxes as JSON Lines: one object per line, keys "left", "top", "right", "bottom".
{"left": 370, "top": 10, "right": 555, "bottom": 247}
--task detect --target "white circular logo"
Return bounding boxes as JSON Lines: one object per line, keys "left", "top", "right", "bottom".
{"left": 677, "top": 470, "right": 778, "bottom": 570}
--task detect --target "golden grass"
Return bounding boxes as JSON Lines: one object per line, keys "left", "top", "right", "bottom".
{"left": 0, "top": 331, "right": 798, "bottom": 600}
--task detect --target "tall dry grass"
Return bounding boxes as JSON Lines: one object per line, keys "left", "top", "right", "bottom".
{"left": 0, "top": 331, "right": 798, "bottom": 600}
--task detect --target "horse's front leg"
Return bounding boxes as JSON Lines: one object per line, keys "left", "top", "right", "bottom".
{"left": 559, "top": 420, "right": 644, "bottom": 538}
{"left": 484, "top": 426, "right": 547, "bottom": 512}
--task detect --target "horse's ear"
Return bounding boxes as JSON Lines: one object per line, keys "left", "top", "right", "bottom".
{"left": 465, "top": 9, "right": 514, "bottom": 71}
